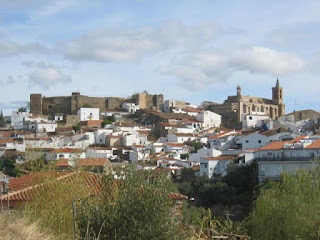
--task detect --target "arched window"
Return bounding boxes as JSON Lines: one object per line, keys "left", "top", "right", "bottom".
{"left": 243, "top": 104, "right": 247, "bottom": 113}
{"left": 252, "top": 105, "right": 256, "bottom": 112}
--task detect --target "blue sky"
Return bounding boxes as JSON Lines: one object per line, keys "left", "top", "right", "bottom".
{"left": 1, "top": 0, "right": 320, "bottom": 114}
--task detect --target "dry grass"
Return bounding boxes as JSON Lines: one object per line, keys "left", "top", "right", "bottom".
{"left": 0, "top": 213, "right": 58, "bottom": 240}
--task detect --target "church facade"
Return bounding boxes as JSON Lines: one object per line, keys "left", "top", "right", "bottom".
{"left": 208, "top": 79, "right": 285, "bottom": 129}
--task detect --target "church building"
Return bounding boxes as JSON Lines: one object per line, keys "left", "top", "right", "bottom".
{"left": 208, "top": 79, "right": 285, "bottom": 129}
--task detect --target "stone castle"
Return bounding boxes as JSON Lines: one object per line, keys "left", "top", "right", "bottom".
{"left": 30, "top": 92, "right": 164, "bottom": 115}
{"left": 208, "top": 79, "right": 285, "bottom": 129}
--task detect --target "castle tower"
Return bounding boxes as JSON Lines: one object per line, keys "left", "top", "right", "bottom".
{"left": 30, "top": 94, "right": 42, "bottom": 115}
{"left": 237, "top": 85, "right": 242, "bottom": 97}
{"left": 272, "top": 78, "right": 283, "bottom": 105}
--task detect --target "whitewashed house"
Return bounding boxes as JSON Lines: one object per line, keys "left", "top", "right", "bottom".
{"left": 94, "top": 129, "right": 113, "bottom": 145}
{"left": 77, "top": 108, "right": 100, "bottom": 121}
{"left": 129, "top": 145, "right": 151, "bottom": 163}
{"left": 239, "top": 127, "right": 291, "bottom": 151}
{"left": 36, "top": 122, "right": 57, "bottom": 133}
{"left": 46, "top": 148, "right": 86, "bottom": 161}
{"left": 167, "top": 133, "right": 198, "bottom": 143}
{"left": 196, "top": 110, "right": 221, "bottom": 128}
{"left": 256, "top": 136, "right": 319, "bottom": 181}
{"left": 189, "top": 148, "right": 222, "bottom": 163}
{"left": 55, "top": 114, "right": 64, "bottom": 121}
{"left": 200, "top": 155, "right": 237, "bottom": 178}
{"left": 86, "top": 147, "right": 114, "bottom": 159}
{"left": 163, "top": 142, "right": 188, "bottom": 156}
{"left": 122, "top": 102, "right": 140, "bottom": 114}
{"left": 241, "top": 113, "right": 270, "bottom": 129}
{"left": 11, "top": 111, "right": 32, "bottom": 129}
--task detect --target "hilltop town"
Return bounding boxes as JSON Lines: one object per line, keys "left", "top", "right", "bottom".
{"left": 1, "top": 79, "right": 320, "bottom": 184}
{"left": 1, "top": 78, "right": 320, "bottom": 238}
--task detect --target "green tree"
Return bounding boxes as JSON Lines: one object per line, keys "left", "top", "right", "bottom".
{"left": 72, "top": 124, "right": 81, "bottom": 133}
{"left": 246, "top": 168, "right": 320, "bottom": 240}
{"left": 101, "top": 120, "right": 112, "bottom": 128}
{"left": 106, "top": 115, "right": 115, "bottom": 122}
{"left": 18, "top": 107, "right": 27, "bottom": 112}
{"left": 180, "top": 153, "right": 189, "bottom": 160}
{"left": 76, "top": 166, "right": 184, "bottom": 240}
{"left": 82, "top": 103, "right": 92, "bottom": 108}
{"left": 0, "top": 110, "right": 5, "bottom": 127}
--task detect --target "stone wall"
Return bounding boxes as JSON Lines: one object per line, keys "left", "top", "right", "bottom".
{"left": 65, "top": 115, "right": 80, "bottom": 125}
{"left": 30, "top": 94, "right": 42, "bottom": 115}
{"left": 31, "top": 92, "right": 163, "bottom": 115}
{"left": 106, "top": 97, "right": 127, "bottom": 109}
{"left": 42, "top": 96, "right": 71, "bottom": 115}
{"left": 73, "top": 95, "right": 108, "bottom": 113}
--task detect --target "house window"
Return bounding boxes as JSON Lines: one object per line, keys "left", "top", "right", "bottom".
{"left": 268, "top": 152, "right": 272, "bottom": 156}
{"left": 100, "top": 139, "right": 102, "bottom": 143}
{"left": 258, "top": 140, "right": 262, "bottom": 143}
{"left": 246, "top": 140, "right": 249, "bottom": 143}
{"left": 204, "top": 164, "right": 207, "bottom": 168}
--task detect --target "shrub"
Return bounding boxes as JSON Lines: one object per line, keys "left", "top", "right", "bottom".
{"left": 24, "top": 172, "right": 93, "bottom": 238}
{"left": 76, "top": 166, "right": 184, "bottom": 240}
{"left": 246, "top": 168, "right": 320, "bottom": 240}
{"left": 72, "top": 124, "right": 81, "bottom": 133}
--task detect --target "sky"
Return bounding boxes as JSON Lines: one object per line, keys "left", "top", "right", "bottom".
{"left": 0, "top": 0, "right": 320, "bottom": 114}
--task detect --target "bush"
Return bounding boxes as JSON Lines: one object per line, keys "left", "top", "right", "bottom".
{"left": 72, "top": 124, "right": 81, "bottom": 133}
{"left": 24, "top": 172, "right": 94, "bottom": 238}
{"left": 101, "top": 120, "right": 112, "bottom": 128}
{"left": 76, "top": 166, "right": 184, "bottom": 240}
{"left": 246, "top": 168, "right": 320, "bottom": 240}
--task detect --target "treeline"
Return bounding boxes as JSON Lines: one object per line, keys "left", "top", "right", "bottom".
{"left": 177, "top": 162, "right": 259, "bottom": 220}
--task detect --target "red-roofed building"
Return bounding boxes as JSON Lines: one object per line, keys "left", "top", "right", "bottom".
{"left": 256, "top": 136, "right": 320, "bottom": 181}
{"left": 57, "top": 158, "right": 111, "bottom": 173}
{"left": 46, "top": 148, "right": 86, "bottom": 161}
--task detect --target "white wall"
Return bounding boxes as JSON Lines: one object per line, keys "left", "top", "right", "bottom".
{"left": 196, "top": 110, "right": 221, "bottom": 128}
{"left": 242, "top": 114, "right": 270, "bottom": 129}
{"left": 11, "top": 111, "right": 32, "bottom": 129}
{"left": 189, "top": 148, "right": 222, "bottom": 163}
{"left": 258, "top": 161, "right": 317, "bottom": 181}
{"left": 77, "top": 108, "right": 100, "bottom": 121}
{"left": 36, "top": 123, "right": 57, "bottom": 133}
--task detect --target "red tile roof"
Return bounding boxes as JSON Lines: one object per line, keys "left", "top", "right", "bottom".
{"left": 8, "top": 171, "right": 71, "bottom": 192}
{"left": 305, "top": 139, "right": 320, "bottom": 149}
{"left": 164, "top": 142, "right": 185, "bottom": 147}
{"left": 260, "top": 136, "right": 309, "bottom": 151}
{"left": 2, "top": 171, "right": 187, "bottom": 206}
{"left": 2, "top": 171, "right": 103, "bottom": 204}
{"left": 209, "top": 131, "right": 233, "bottom": 139}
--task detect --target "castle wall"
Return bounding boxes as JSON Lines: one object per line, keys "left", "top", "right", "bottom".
{"left": 106, "top": 97, "right": 127, "bottom": 109}
{"left": 73, "top": 96, "right": 108, "bottom": 113}
{"left": 42, "top": 96, "right": 71, "bottom": 115}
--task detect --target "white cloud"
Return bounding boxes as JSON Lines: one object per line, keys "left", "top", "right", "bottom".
{"left": 65, "top": 20, "right": 221, "bottom": 62}
{"left": 30, "top": 0, "right": 77, "bottom": 21}
{"left": 0, "top": 39, "right": 48, "bottom": 57}
{"left": 161, "top": 46, "right": 306, "bottom": 89}
{"left": 29, "top": 65, "right": 72, "bottom": 89}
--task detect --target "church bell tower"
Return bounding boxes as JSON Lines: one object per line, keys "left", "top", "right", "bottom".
{"left": 272, "top": 78, "right": 283, "bottom": 105}
{"left": 272, "top": 78, "right": 285, "bottom": 117}
{"left": 237, "top": 84, "right": 242, "bottom": 97}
